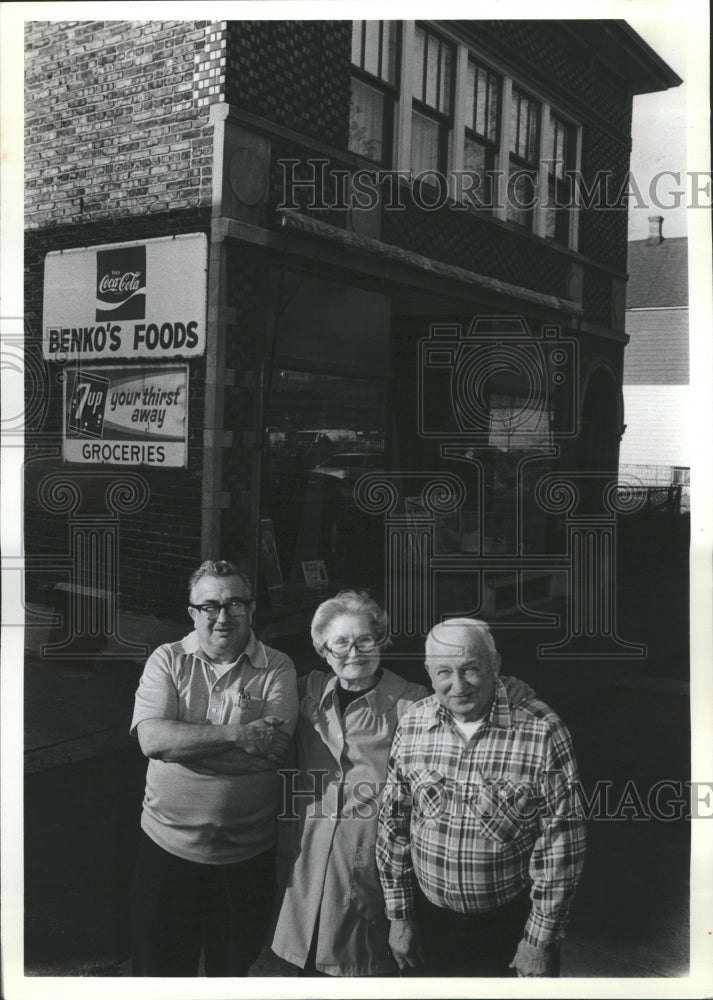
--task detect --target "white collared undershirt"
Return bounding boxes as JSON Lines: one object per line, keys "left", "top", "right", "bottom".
{"left": 452, "top": 716, "right": 486, "bottom": 741}
{"left": 210, "top": 657, "right": 240, "bottom": 679}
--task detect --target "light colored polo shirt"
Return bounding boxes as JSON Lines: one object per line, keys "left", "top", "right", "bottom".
{"left": 131, "top": 630, "right": 298, "bottom": 864}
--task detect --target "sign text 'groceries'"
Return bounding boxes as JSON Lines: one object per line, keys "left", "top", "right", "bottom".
{"left": 64, "top": 365, "right": 188, "bottom": 467}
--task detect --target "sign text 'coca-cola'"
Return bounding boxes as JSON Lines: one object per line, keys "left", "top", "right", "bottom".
{"left": 42, "top": 234, "right": 207, "bottom": 360}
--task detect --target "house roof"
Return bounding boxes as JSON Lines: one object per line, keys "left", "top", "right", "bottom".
{"left": 574, "top": 21, "right": 683, "bottom": 95}
{"left": 626, "top": 237, "right": 688, "bottom": 309}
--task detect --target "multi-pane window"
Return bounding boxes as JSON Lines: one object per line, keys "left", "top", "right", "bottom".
{"left": 349, "top": 21, "right": 398, "bottom": 164}
{"left": 463, "top": 59, "right": 501, "bottom": 208}
{"left": 507, "top": 87, "right": 540, "bottom": 229}
{"left": 410, "top": 25, "right": 454, "bottom": 174}
{"left": 347, "top": 22, "right": 580, "bottom": 246}
{"left": 545, "top": 112, "right": 576, "bottom": 244}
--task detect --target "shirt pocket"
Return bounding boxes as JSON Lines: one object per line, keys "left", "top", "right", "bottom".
{"left": 229, "top": 695, "right": 264, "bottom": 725}
{"left": 474, "top": 778, "right": 535, "bottom": 844}
{"left": 411, "top": 769, "right": 448, "bottom": 820}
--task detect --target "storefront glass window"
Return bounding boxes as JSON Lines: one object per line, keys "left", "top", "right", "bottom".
{"left": 261, "top": 369, "right": 388, "bottom": 592}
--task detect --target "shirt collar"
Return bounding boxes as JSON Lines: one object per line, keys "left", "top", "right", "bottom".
{"left": 318, "top": 672, "right": 341, "bottom": 708}
{"left": 182, "top": 629, "right": 267, "bottom": 670}
{"left": 317, "top": 668, "right": 397, "bottom": 710}
{"left": 427, "top": 679, "right": 513, "bottom": 731}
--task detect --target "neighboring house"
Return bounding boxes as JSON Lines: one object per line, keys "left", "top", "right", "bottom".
{"left": 24, "top": 20, "right": 681, "bottom": 623}
{"left": 619, "top": 216, "right": 689, "bottom": 507}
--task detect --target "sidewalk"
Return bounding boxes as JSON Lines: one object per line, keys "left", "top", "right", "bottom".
{"left": 22, "top": 557, "right": 691, "bottom": 979}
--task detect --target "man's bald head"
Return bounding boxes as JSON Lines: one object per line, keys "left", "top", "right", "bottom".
{"left": 425, "top": 618, "right": 501, "bottom": 675}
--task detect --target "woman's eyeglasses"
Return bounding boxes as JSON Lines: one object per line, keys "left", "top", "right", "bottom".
{"left": 324, "top": 635, "right": 378, "bottom": 658}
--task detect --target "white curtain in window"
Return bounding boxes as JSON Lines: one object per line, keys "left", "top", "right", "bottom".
{"left": 350, "top": 78, "right": 384, "bottom": 161}
{"left": 411, "top": 110, "right": 440, "bottom": 173}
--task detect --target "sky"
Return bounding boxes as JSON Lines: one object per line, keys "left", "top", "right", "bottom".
{"left": 625, "top": 12, "right": 697, "bottom": 240}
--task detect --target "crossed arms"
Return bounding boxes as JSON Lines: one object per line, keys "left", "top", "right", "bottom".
{"left": 136, "top": 715, "right": 292, "bottom": 773}
{"left": 132, "top": 648, "right": 298, "bottom": 775}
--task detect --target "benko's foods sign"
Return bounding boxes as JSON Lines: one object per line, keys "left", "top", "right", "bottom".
{"left": 64, "top": 365, "right": 188, "bottom": 467}
{"left": 43, "top": 234, "right": 207, "bottom": 360}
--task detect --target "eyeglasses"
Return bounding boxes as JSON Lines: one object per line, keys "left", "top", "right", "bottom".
{"left": 189, "top": 599, "right": 252, "bottom": 620}
{"left": 324, "top": 635, "right": 378, "bottom": 659}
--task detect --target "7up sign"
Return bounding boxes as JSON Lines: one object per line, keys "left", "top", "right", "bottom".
{"left": 67, "top": 371, "right": 110, "bottom": 438}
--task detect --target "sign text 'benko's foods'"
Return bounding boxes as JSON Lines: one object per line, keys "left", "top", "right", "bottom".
{"left": 42, "top": 234, "right": 207, "bottom": 360}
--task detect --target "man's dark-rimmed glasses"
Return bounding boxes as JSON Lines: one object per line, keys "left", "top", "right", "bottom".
{"left": 189, "top": 599, "right": 252, "bottom": 619}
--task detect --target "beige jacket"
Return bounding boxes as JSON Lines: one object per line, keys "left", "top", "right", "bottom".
{"left": 272, "top": 667, "right": 428, "bottom": 976}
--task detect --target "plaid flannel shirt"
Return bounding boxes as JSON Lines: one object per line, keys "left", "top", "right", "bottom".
{"left": 375, "top": 683, "right": 586, "bottom": 949}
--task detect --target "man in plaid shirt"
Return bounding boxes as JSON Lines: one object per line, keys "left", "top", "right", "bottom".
{"left": 376, "top": 618, "right": 586, "bottom": 977}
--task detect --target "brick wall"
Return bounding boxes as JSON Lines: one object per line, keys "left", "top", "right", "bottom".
{"left": 25, "top": 20, "right": 219, "bottom": 227}
{"left": 382, "top": 205, "right": 572, "bottom": 299}
{"left": 256, "top": 19, "right": 631, "bottom": 304}
{"left": 225, "top": 21, "right": 351, "bottom": 149}
{"left": 24, "top": 215, "right": 211, "bottom": 620}
{"left": 219, "top": 245, "right": 271, "bottom": 569}
{"left": 469, "top": 20, "right": 633, "bottom": 274}
{"left": 24, "top": 21, "right": 222, "bottom": 617}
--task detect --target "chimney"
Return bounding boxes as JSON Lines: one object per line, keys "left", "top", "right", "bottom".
{"left": 647, "top": 215, "right": 664, "bottom": 245}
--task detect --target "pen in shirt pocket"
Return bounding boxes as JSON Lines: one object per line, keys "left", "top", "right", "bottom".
{"left": 237, "top": 687, "right": 251, "bottom": 709}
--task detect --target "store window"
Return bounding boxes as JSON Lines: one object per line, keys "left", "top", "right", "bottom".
{"left": 411, "top": 24, "right": 454, "bottom": 174}
{"left": 261, "top": 370, "right": 389, "bottom": 592}
{"left": 507, "top": 87, "right": 540, "bottom": 230}
{"left": 463, "top": 58, "right": 501, "bottom": 209}
{"left": 349, "top": 20, "right": 398, "bottom": 164}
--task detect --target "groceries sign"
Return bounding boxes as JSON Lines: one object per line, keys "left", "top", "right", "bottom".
{"left": 43, "top": 234, "right": 207, "bottom": 360}
{"left": 64, "top": 365, "right": 188, "bottom": 467}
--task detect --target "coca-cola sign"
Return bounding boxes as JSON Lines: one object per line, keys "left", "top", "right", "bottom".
{"left": 96, "top": 246, "right": 146, "bottom": 320}
{"left": 43, "top": 234, "right": 207, "bottom": 359}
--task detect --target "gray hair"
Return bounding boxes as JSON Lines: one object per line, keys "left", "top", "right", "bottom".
{"left": 310, "top": 590, "right": 390, "bottom": 656}
{"left": 425, "top": 617, "right": 501, "bottom": 674}
{"left": 188, "top": 560, "right": 254, "bottom": 602}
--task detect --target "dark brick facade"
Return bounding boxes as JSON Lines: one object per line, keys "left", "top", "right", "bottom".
{"left": 220, "top": 245, "right": 271, "bottom": 566}
{"left": 225, "top": 21, "right": 351, "bottom": 149}
{"left": 23, "top": 18, "right": 662, "bottom": 618}
{"left": 24, "top": 214, "right": 210, "bottom": 619}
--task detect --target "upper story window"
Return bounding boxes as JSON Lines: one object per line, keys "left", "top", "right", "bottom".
{"left": 545, "top": 112, "right": 577, "bottom": 245}
{"left": 507, "top": 87, "right": 541, "bottom": 230}
{"left": 463, "top": 59, "right": 501, "bottom": 208}
{"left": 410, "top": 25, "right": 454, "bottom": 174}
{"left": 349, "top": 21, "right": 398, "bottom": 164}
{"left": 346, "top": 22, "right": 581, "bottom": 248}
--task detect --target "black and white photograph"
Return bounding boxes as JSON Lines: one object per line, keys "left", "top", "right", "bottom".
{"left": 1, "top": 1, "right": 711, "bottom": 997}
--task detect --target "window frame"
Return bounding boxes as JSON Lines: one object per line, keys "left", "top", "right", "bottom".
{"left": 506, "top": 85, "right": 541, "bottom": 231}
{"left": 349, "top": 20, "right": 400, "bottom": 166}
{"left": 462, "top": 56, "right": 502, "bottom": 211}
{"left": 409, "top": 23, "right": 456, "bottom": 176}
{"left": 544, "top": 109, "right": 578, "bottom": 246}
{"left": 352, "top": 21, "right": 583, "bottom": 249}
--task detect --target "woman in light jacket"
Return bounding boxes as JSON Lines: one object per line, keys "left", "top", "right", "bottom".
{"left": 271, "top": 590, "right": 528, "bottom": 976}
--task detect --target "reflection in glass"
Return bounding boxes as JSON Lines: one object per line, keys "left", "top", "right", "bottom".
{"left": 261, "top": 370, "right": 388, "bottom": 589}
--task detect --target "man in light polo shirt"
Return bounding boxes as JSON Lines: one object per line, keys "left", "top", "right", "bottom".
{"left": 130, "top": 559, "right": 298, "bottom": 977}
